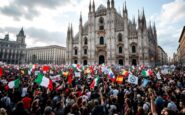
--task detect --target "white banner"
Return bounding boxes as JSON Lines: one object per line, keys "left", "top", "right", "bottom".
{"left": 50, "top": 75, "right": 61, "bottom": 82}
{"left": 161, "top": 69, "right": 168, "bottom": 75}
{"left": 128, "top": 74, "right": 138, "bottom": 85}
{"left": 156, "top": 72, "right": 162, "bottom": 80}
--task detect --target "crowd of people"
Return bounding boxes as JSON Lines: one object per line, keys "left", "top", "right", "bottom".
{"left": 0, "top": 64, "right": 184, "bottom": 115}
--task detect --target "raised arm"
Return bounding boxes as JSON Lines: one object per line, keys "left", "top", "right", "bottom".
{"left": 150, "top": 92, "right": 158, "bottom": 115}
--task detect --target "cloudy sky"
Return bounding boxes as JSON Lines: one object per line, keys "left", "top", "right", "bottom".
{"left": 0, "top": 0, "right": 184, "bottom": 58}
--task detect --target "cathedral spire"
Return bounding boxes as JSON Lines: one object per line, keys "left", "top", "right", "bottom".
{"left": 79, "top": 12, "right": 83, "bottom": 34}
{"left": 111, "top": 0, "right": 114, "bottom": 8}
{"left": 71, "top": 23, "right": 73, "bottom": 38}
{"left": 153, "top": 22, "right": 156, "bottom": 32}
{"left": 89, "top": 0, "right": 91, "bottom": 13}
{"left": 153, "top": 22, "right": 157, "bottom": 35}
{"left": 124, "top": 1, "right": 127, "bottom": 14}
{"left": 67, "top": 23, "right": 70, "bottom": 33}
{"left": 123, "top": 2, "right": 125, "bottom": 12}
{"left": 92, "top": 0, "right": 95, "bottom": 12}
{"left": 142, "top": 8, "right": 146, "bottom": 21}
{"left": 107, "top": 0, "right": 110, "bottom": 9}
{"left": 149, "top": 20, "right": 152, "bottom": 30}
{"left": 133, "top": 16, "right": 136, "bottom": 25}
{"left": 142, "top": 8, "right": 146, "bottom": 29}
{"left": 138, "top": 10, "right": 140, "bottom": 21}
{"left": 80, "top": 12, "right": 82, "bottom": 24}
{"left": 138, "top": 9, "right": 142, "bottom": 29}
{"left": 67, "top": 23, "right": 71, "bottom": 40}
{"left": 68, "top": 23, "right": 71, "bottom": 30}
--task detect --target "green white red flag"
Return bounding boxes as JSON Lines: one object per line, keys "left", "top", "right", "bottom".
{"left": 8, "top": 78, "right": 20, "bottom": 89}
{"left": 35, "top": 73, "right": 53, "bottom": 90}
{"left": 141, "top": 69, "right": 153, "bottom": 77}
{"left": 90, "top": 76, "right": 99, "bottom": 89}
{"left": 28, "top": 64, "right": 37, "bottom": 75}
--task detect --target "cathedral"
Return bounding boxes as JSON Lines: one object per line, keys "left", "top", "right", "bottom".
{"left": 66, "top": 0, "right": 158, "bottom": 66}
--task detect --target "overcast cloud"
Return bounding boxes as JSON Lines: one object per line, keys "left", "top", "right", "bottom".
{"left": 0, "top": 0, "right": 71, "bottom": 20}
{"left": 0, "top": 0, "right": 184, "bottom": 58}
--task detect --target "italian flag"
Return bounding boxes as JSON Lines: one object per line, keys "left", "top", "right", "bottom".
{"left": 90, "top": 76, "right": 99, "bottom": 89}
{"left": 89, "top": 66, "right": 94, "bottom": 74}
{"left": 130, "top": 66, "right": 136, "bottom": 72}
{"left": 139, "top": 64, "right": 145, "bottom": 71}
{"left": 35, "top": 73, "right": 53, "bottom": 90}
{"left": 8, "top": 78, "right": 20, "bottom": 89}
{"left": 72, "top": 64, "right": 81, "bottom": 71}
{"left": 29, "top": 64, "right": 36, "bottom": 75}
{"left": 141, "top": 69, "right": 153, "bottom": 77}
{"left": 30, "top": 64, "right": 36, "bottom": 71}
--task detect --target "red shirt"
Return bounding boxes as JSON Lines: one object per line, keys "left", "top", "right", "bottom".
{"left": 77, "top": 91, "right": 82, "bottom": 97}
{"left": 22, "top": 97, "right": 32, "bottom": 109}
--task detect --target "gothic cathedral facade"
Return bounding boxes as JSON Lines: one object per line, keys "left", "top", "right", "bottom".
{"left": 66, "top": 0, "right": 158, "bottom": 66}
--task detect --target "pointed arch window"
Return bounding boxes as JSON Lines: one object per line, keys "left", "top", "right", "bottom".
{"left": 84, "top": 49, "right": 87, "bottom": 55}
{"left": 74, "top": 60, "right": 78, "bottom": 64}
{"left": 132, "top": 46, "right": 136, "bottom": 53}
{"left": 99, "top": 17, "right": 104, "bottom": 24}
{"left": 74, "top": 49, "right": 78, "bottom": 55}
{"left": 99, "top": 17, "right": 104, "bottom": 30}
{"left": 83, "top": 60, "right": 87, "bottom": 65}
{"left": 119, "top": 59, "right": 123, "bottom": 65}
{"left": 84, "top": 37, "right": 88, "bottom": 45}
{"left": 119, "top": 47, "right": 122, "bottom": 53}
{"left": 118, "top": 33, "right": 122, "bottom": 42}
{"left": 100, "top": 37, "right": 104, "bottom": 45}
